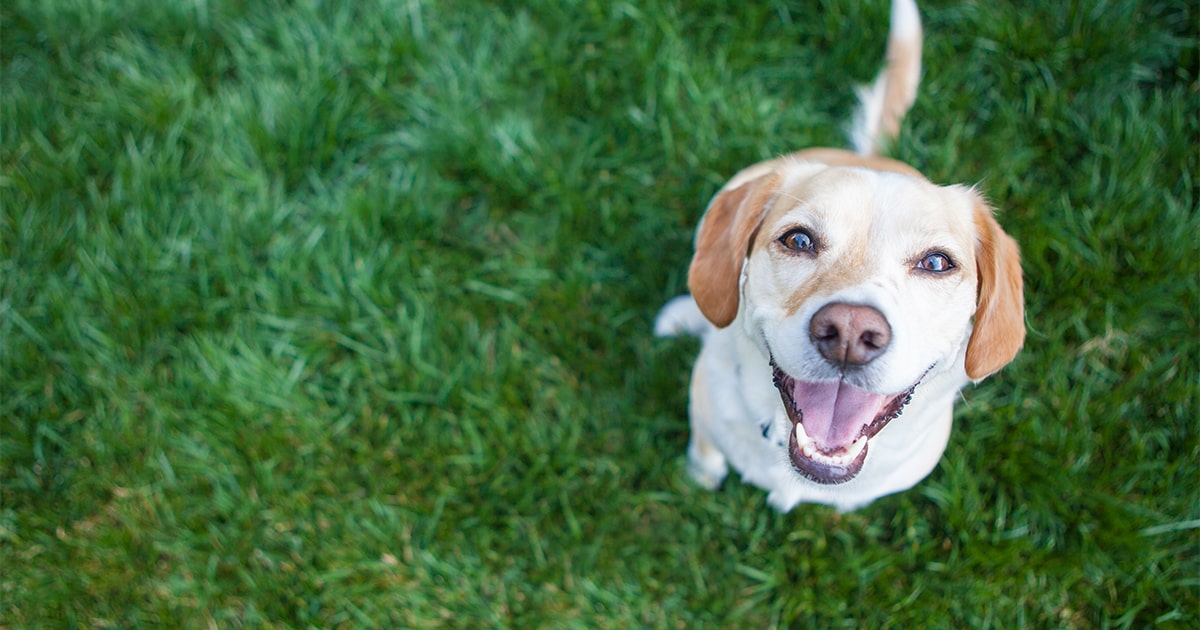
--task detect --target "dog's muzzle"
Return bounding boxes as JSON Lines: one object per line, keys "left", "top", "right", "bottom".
{"left": 771, "top": 359, "right": 921, "bottom": 484}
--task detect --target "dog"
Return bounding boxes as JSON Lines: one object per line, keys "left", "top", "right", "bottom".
{"left": 655, "top": 0, "right": 1025, "bottom": 512}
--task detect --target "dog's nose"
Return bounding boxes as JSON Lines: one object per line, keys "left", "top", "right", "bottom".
{"left": 809, "top": 303, "right": 891, "bottom": 366}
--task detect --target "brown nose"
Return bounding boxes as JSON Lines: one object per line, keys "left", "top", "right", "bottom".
{"left": 809, "top": 303, "right": 892, "bottom": 367}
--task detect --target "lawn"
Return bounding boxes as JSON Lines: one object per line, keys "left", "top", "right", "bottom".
{"left": 2, "top": 0, "right": 1196, "bottom": 627}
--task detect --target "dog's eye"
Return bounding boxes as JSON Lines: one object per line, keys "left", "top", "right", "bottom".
{"left": 779, "top": 228, "right": 817, "bottom": 253}
{"left": 916, "top": 251, "right": 955, "bottom": 273}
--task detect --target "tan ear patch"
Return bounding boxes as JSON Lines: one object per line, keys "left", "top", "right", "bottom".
{"left": 687, "top": 173, "right": 781, "bottom": 328}
{"left": 965, "top": 203, "right": 1025, "bottom": 380}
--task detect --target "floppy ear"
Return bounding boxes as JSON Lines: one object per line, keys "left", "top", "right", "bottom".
{"left": 687, "top": 173, "right": 780, "bottom": 328}
{"left": 965, "top": 203, "right": 1025, "bottom": 380}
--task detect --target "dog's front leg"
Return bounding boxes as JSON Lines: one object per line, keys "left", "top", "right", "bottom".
{"left": 686, "top": 354, "right": 729, "bottom": 489}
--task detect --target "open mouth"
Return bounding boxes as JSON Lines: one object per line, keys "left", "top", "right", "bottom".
{"left": 771, "top": 359, "right": 922, "bottom": 485}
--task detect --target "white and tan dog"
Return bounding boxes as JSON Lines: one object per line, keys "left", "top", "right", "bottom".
{"left": 655, "top": 0, "right": 1025, "bottom": 512}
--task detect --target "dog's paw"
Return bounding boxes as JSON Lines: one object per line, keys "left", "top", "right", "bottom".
{"left": 687, "top": 459, "right": 728, "bottom": 491}
{"left": 766, "top": 489, "right": 802, "bottom": 513}
{"left": 686, "top": 443, "right": 728, "bottom": 490}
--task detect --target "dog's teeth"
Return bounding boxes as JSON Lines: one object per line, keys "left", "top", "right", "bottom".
{"left": 795, "top": 423, "right": 816, "bottom": 456}
{"left": 844, "top": 435, "right": 868, "bottom": 461}
{"left": 794, "top": 425, "right": 868, "bottom": 467}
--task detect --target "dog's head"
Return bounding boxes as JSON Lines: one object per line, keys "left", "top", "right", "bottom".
{"left": 687, "top": 152, "right": 1024, "bottom": 484}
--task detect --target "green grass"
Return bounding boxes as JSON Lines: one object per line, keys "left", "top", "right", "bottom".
{"left": 1, "top": 0, "right": 1196, "bottom": 626}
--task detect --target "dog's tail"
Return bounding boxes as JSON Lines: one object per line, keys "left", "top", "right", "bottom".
{"left": 654, "top": 295, "right": 713, "bottom": 339}
{"left": 850, "top": 0, "right": 923, "bottom": 157}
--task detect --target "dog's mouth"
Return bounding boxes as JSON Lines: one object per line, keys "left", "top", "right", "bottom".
{"left": 771, "top": 359, "right": 922, "bottom": 485}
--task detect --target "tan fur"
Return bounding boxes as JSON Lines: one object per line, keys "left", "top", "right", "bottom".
{"left": 878, "top": 29, "right": 922, "bottom": 146}
{"left": 780, "top": 249, "right": 873, "bottom": 320}
{"left": 688, "top": 172, "right": 780, "bottom": 327}
{"left": 966, "top": 205, "right": 1026, "bottom": 380}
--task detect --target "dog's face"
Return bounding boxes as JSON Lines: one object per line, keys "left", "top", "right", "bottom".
{"left": 688, "top": 155, "right": 1024, "bottom": 485}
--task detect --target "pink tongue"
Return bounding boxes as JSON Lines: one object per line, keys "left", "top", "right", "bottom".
{"left": 792, "top": 380, "right": 889, "bottom": 451}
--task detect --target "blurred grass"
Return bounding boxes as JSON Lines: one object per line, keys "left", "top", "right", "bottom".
{"left": 1, "top": 0, "right": 1196, "bottom": 627}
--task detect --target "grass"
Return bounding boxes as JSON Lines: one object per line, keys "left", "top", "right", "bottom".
{"left": 1, "top": 0, "right": 1196, "bottom": 626}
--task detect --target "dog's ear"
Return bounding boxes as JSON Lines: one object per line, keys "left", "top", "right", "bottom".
{"left": 966, "top": 202, "right": 1025, "bottom": 380}
{"left": 687, "top": 173, "right": 780, "bottom": 328}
